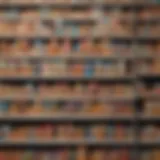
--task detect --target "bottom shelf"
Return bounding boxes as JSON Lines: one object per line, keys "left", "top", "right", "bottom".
{"left": 0, "top": 141, "right": 159, "bottom": 148}
{"left": 0, "top": 147, "right": 160, "bottom": 160}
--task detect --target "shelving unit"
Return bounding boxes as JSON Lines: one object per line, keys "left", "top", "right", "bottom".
{"left": 0, "top": 0, "right": 159, "bottom": 160}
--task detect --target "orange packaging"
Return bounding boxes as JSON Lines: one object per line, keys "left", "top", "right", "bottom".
{"left": 47, "top": 40, "right": 60, "bottom": 56}
{"left": 77, "top": 147, "right": 87, "bottom": 160}
{"left": 89, "top": 102, "right": 104, "bottom": 115}
{"left": 14, "top": 40, "right": 31, "bottom": 55}
{"left": 28, "top": 102, "right": 43, "bottom": 116}
{"left": 8, "top": 126, "right": 28, "bottom": 141}
{"left": 79, "top": 40, "right": 93, "bottom": 54}
{"left": 4, "top": 151, "right": 22, "bottom": 160}
{"left": 36, "top": 124, "right": 53, "bottom": 140}
{"left": 76, "top": 127, "right": 85, "bottom": 140}
{"left": 153, "top": 149, "right": 160, "bottom": 160}
{"left": 92, "top": 125, "right": 106, "bottom": 140}
{"left": 72, "top": 63, "right": 84, "bottom": 77}
{"left": 93, "top": 41, "right": 104, "bottom": 55}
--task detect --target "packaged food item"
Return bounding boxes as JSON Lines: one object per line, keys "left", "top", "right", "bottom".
{"left": 46, "top": 40, "right": 60, "bottom": 56}
{"left": 91, "top": 125, "right": 106, "bottom": 140}
{"left": 36, "top": 124, "right": 53, "bottom": 140}
{"left": 77, "top": 147, "right": 87, "bottom": 160}
{"left": 141, "top": 125, "right": 160, "bottom": 142}
{"left": 79, "top": 39, "right": 94, "bottom": 54}
{"left": 0, "top": 102, "right": 9, "bottom": 116}
{"left": 8, "top": 126, "right": 28, "bottom": 141}
{"left": 60, "top": 39, "right": 71, "bottom": 54}
{"left": 144, "top": 101, "right": 160, "bottom": 117}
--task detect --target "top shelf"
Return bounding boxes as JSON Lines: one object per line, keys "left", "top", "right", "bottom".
{"left": 0, "top": 2, "right": 159, "bottom": 8}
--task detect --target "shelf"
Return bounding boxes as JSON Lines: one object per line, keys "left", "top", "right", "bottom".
{"left": 0, "top": 0, "right": 159, "bottom": 153}
{"left": 138, "top": 117, "right": 160, "bottom": 123}
{"left": 0, "top": 116, "right": 159, "bottom": 124}
{"left": 0, "top": 3, "right": 153, "bottom": 9}
{"left": 138, "top": 74, "right": 160, "bottom": 81}
{"left": 0, "top": 140, "right": 136, "bottom": 148}
{"left": 0, "top": 116, "right": 134, "bottom": 124}
{"left": 0, "top": 16, "right": 97, "bottom": 24}
{"left": 110, "top": 36, "right": 160, "bottom": 41}
{"left": 0, "top": 76, "right": 135, "bottom": 82}
{"left": 0, "top": 34, "right": 159, "bottom": 41}
{"left": 0, "top": 34, "right": 131, "bottom": 40}
{"left": 1, "top": 55, "right": 159, "bottom": 61}
{"left": 0, "top": 95, "right": 136, "bottom": 102}
{"left": 0, "top": 55, "right": 135, "bottom": 61}
{"left": 136, "top": 18, "right": 160, "bottom": 24}
{"left": 0, "top": 141, "right": 159, "bottom": 148}
{"left": 0, "top": 3, "right": 92, "bottom": 8}
{"left": 0, "top": 34, "right": 107, "bottom": 40}
{"left": 138, "top": 142, "right": 160, "bottom": 148}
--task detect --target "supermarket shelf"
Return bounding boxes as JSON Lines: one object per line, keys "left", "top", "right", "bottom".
{"left": 0, "top": 3, "right": 154, "bottom": 8}
{"left": 110, "top": 36, "right": 160, "bottom": 41}
{"left": 0, "top": 34, "right": 131, "bottom": 40}
{"left": 138, "top": 117, "right": 160, "bottom": 123}
{"left": 0, "top": 140, "right": 137, "bottom": 148}
{"left": 0, "top": 55, "right": 135, "bottom": 61}
{"left": 0, "top": 16, "right": 97, "bottom": 24}
{"left": 0, "top": 0, "right": 159, "bottom": 153}
{"left": 0, "top": 141, "right": 159, "bottom": 149}
{"left": 1, "top": 55, "right": 160, "bottom": 61}
{"left": 138, "top": 74, "right": 160, "bottom": 81}
{"left": 138, "top": 142, "right": 160, "bottom": 148}
{"left": 0, "top": 95, "right": 137, "bottom": 102}
{"left": 0, "top": 35, "right": 159, "bottom": 41}
{"left": 0, "top": 34, "right": 107, "bottom": 40}
{"left": 0, "top": 116, "right": 159, "bottom": 124}
{"left": 0, "top": 2, "right": 92, "bottom": 8}
{"left": 0, "top": 76, "right": 135, "bottom": 82}
{"left": 136, "top": 18, "right": 160, "bottom": 24}
{"left": 0, "top": 116, "right": 135, "bottom": 124}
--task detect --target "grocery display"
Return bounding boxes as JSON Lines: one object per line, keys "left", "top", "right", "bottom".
{"left": 0, "top": 0, "right": 159, "bottom": 160}
{"left": 0, "top": 123, "right": 135, "bottom": 142}
{"left": 0, "top": 148, "right": 133, "bottom": 160}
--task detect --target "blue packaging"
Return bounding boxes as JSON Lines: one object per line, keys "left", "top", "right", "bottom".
{"left": 84, "top": 61, "right": 94, "bottom": 77}
{"left": 0, "top": 102, "right": 9, "bottom": 114}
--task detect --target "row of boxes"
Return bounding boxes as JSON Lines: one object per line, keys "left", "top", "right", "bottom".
{"left": 0, "top": 101, "right": 135, "bottom": 116}
{"left": 0, "top": 83, "right": 134, "bottom": 97}
{"left": 0, "top": 8, "right": 133, "bottom": 21}
{"left": 0, "top": 148, "right": 134, "bottom": 160}
{"left": 0, "top": 0, "right": 134, "bottom": 5}
{"left": 136, "top": 60, "right": 160, "bottom": 74}
{"left": 0, "top": 41, "right": 160, "bottom": 57}
{"left": 0, "top": 19, "right": 132, "bottom": 37}
{"left": 1, "top": 59, "right": 160, "bottom": 76}
{"left": 0, "top": 124, "right": 135, "bottom": 141}
{"left": 0, "top": 124, "right": 159, "bottom": 142}
{"left": 0, "top": 60, "right": 129, "bottom": 77}
{"left": 0, "top": 149, "right": 160, "bottom": 160}
{"left": 1, "top": 100, "right": 159, "bottom": 117}
{"left": 0, "top": 40, "right": 132, "bottom": 56}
